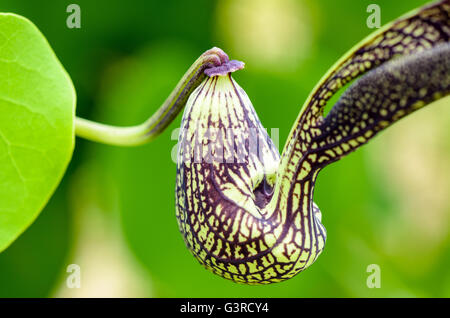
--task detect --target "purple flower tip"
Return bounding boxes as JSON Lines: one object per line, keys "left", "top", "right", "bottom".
{"left": 204, "top": 60, "right": 245, "bottom": 77}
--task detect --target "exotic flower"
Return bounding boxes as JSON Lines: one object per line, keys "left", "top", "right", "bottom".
{"left": 74, "top": 0, "right": 450, "bottom": 284}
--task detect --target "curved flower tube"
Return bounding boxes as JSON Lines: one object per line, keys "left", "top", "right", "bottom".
{"left": 75, "top": 0, "right": 450, "bottom": 284}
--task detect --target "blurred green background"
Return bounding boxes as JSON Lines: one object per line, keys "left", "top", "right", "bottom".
{"left": 0, "top": 0, "right": 449, "bottom": 297}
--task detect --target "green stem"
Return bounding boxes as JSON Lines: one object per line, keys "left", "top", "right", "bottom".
{"left": 75, "top": 47, "right": 231, "bottom": 146}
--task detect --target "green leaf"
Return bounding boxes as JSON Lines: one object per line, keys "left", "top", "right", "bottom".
{"left": 0, "top": 13, "right": 75, "bottom": 252}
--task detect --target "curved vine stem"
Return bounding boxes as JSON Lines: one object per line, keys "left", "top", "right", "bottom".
{"left": 75, "top": 47, "right": 234, "bottom": 146}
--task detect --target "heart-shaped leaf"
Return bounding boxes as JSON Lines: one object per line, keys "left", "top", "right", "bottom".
{"left": 0, "top": 14, "right": 75, "bottom": 252}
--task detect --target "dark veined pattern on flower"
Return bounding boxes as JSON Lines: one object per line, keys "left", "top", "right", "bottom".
{"left": 175, "top": 0, "right": 450, "bottom": 284}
